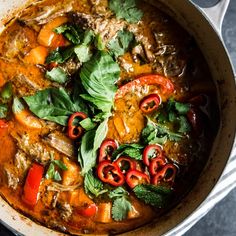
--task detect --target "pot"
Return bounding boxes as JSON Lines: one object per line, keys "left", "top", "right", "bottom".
{"left": 0, "top": 0, "right": 235, "bottom": 235}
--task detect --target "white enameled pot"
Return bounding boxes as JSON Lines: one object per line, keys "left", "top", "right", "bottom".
{"left": 0, "top": 0, "right": 235, "bottom": 235}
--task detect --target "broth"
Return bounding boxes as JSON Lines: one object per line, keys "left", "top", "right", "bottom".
{"left": 0, "top": 0, "right": 219, "bottom": 234}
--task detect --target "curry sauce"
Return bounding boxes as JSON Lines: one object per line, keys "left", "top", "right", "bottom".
{"left": 0, "top": 0, "right": 219, "bottom": 234}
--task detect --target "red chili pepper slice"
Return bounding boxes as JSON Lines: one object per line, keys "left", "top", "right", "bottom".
{"left": 140, "top": 94, "right": 161, "bottom": 113}
{"left": 22, "top": 163, "right": 44, "bottom": 206}
{"left": 116, "top": 74, "right": 175, "bottom": 99}
{"left": 143, "top": 144, "right": 163, "bottom": 166}
{"left": 97, "top": 160, "right": 125, "bottom": 187}
{"left": 151, "top": 164, "right": 177, "bottom": 185}
{"left": 126, "top": 170, "right": 150, "bottom": 189}
{"left": 149, "top": 156, "right": 166, "bottom": 176}
{"left": 114, "top": 156, "right": 137, "bottom": 174}
{"left": 98, "top": 139, "right": 118, "bottom": 162}
{"left": 67, "top": 112, "right": 87, "bottom": 140}
{"left": 77, "top": 203, "right": 98, "bottom": 218}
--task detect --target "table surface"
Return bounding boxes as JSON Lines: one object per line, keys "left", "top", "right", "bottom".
{"left": 0, "top": 0, "right": 236, "bottom": 235}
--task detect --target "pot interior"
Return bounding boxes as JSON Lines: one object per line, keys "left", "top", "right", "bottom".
{"left": 0, "top": 1, "right": 235, "bottom": 236}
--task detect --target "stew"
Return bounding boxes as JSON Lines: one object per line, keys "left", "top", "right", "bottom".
{"left": 0, "top": 0, "right": 220, "bottom": 234}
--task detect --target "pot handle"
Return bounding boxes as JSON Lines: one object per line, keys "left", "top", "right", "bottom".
{"left": 197, "top": 0, "right": 230, "bottom": 37}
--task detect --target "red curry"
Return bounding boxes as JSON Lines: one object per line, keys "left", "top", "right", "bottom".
{"left": 0, "top": 0, "right": 219, "bottom": 234}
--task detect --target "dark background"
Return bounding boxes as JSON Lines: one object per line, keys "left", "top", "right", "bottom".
{"left": 0, "top": 0, "right": 236, "bottom": 235}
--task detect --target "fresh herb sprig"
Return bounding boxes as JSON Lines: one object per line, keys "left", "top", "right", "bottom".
{"left": 133, "top": 184, "right": 172, "bottom": 208}
{"left": 84, "top": 169, "right": 108, "bottom": 197}
{"left": 45, "top": 154, "right": 68, "bottom": 181}
{"left": 109, "top": 187, "right": 132, "bottom": 221}
{"left": 109, "top": 0, "right": 143, "bottom": 23}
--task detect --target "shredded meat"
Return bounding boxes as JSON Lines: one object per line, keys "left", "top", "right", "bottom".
{"left": 4, "top": 167, "right": 19, "bottom": 190}
{"left": 60, "top": 58, "right": 81, "bottom": 76}
{"left": 13, "top": 133, "right": 51, "bottom": 165}
{"left": 70, "top": 12, "right": 126, "bottom": 44}
{"left": 57, "top": 202, "right": 73, "bottom": 222}
{"left": 43, "top": 131, "right": 76, "bottom": 158}
{"left": 14, "top": 150, "right": 31, "bottom": 176}
{"left": 20, "top": 1, "right": 74, "bottom": 30}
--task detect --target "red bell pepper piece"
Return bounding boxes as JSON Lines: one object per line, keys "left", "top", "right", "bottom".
{"left": 98, "top": 139, "right": 118, "bottom": 162}
{"left": 22, "top": 163, "right": 44, "bottom": 206}
{"left": 140, "top": 94, "right": 161, "bottom": 113}
{"left": 77, "top": 203, "right": 98, "bottom": 218}
{"left": 126, "top": 170, "right": 150, "bottom": 189}
{"left": 149, "top": 156, "right": 166, "bottom": 176}
{"left": 151, "top": 164, "right": 177, "bottom": 185}
{"left": 97, "top": 160, "right": 125, "bottom": 187}
{"left": 114, "top": 156, "right": 137, "bottom": 174}
{"left": 67, "top": 112, "right": 87, "bottom": 140}
{"left": 116, "top": 74, "right": 175, "bottom": 99}
{"left": 143, "top": 144, "right": 163, "bottom": 166}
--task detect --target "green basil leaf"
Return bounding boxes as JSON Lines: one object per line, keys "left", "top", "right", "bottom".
{"left": 84, "top": 170, "right": 108, "bottom": 198}
{"left": 78, "top": 130, "right": 97, "bottom": 175}
{"left": 109, "top": 0, "right": 143, "bottom": 23}
{"left": 0, "top": 82, "right": 13, "bottom": 101}
{"left": 12, "top": 97, "right": 24, "bottom": 114}
{"left": 0, "top": 104, "right": 8, "bottom": 118}
{"left": 112, "top": 143, "right": 143, "bottom": 160}
{"left": 46, "top": 46, "right": 75, "bottom": 64}
{"left": 74, "top": 44, "right": 92, "bottom": 63}
{"left": 93, "top": 118, "right": 109, "bottom": 151}
{"left": 23, "top": 88, "right": 88, "bottom": 126}
{"left": 54, "top": 170, "right": 62, "bottom": 181}
{"left": 83, "top": 30, "right": 95, "bottom": 46}
{"left": 46, "top": 67, "right": 68, "bottom": 84}
{"left": 108, "top": 30, "right": 134, "bottom": 58}
{"left": 79, "top": 117, "right": 96, "bottom": 131}
{"left": 80, "top": 51, "right": 120, "bottom": 112}
{"left": 95, "top": 34, "right": 105, "bottom": 51}
{"left": 45, "top": 163, "right": 55, "bottom": 180}
{"left": 53, "top": 160, "right": 68, "bottom": 170}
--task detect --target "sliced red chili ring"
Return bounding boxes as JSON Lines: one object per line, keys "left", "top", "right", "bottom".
{"left": 126, "top": 170, "right": 150, "bottom": 189}
{"left": 143, "top": 144, "right": 163, "bottom": 166}
{"left": 140, "top": 94, "right": 161, "bottom": 113}
{"left": 114, "top": 156, "right": 137, "bottom": 174}
{"left": 151, "top": 164, "right": 177, "bottom": 185}
{"left": 97, "top": 160, "right": 125, "bottom": 187}
{"left": 98, "top": 139, "right": 118, "bottom": 162}
{"left": 67, "top": 112, "right": 87, "bottom": 140}
{"left": 149, "top": 156, "right": 166, "bottom": 176}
